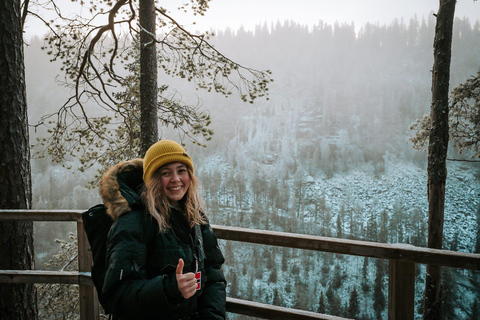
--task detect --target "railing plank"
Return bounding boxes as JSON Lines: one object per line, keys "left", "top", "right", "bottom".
{"left": 388, "top": 260, "right": 415, "bottom": 320}
{"left": 212, "top": 225, "right": 480, "bottom": 270}
{"left": 0, "top": 209, "right": 82, "bottom": 221}
{"left": 1, "top": 211, "right": 478, "bottom": 271}
{"left": 77, "top": 218, "right": 99, "bottom": 320}
{"left": 0, "top": 270, "right": 93, "bottom": 285}
{"left": 226, "top": 297, "right": 352, "bottom": 320}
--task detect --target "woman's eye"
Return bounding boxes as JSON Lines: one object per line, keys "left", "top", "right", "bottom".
{"left": 161, "top": 172, "right": 170, "bottom": 176}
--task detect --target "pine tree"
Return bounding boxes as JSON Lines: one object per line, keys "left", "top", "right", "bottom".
{"left": 347, "top": 285, "right": 360, "bottom": 319}
{"left": 273, "top": 289, "right": 282, "bottom": 306}
{"left": 366, "top": 210, "right": 378, "bottom": 242}
{"left": 373, "top": 259, "right": 386, "bottom": 319}
{"left": 0, "top": 1, "right": 37, "bottom": 318}
{"left": 331, "top": 263, "right": 344, "bottom": 289}
{"left": 325, "top": 285, "right": 342, "bottom": 315}
{"left": 336, "top": 208, "right": 343, "bottom": 238}
{"left": 281, "top": 252, "right": 288, "bottom": 272}
{"left": 470, "top": 298, "right": 479, "bottom": 320}
{"left": 361, "top": 257, "right": 370, "bottom": 293}
{"left": 229, "top": 269, "right": 238, "bottom": 298}
{"left": 268, "top": 268, "right": 277, "bottom": 283}
{"left": 475, "top": 204, "right": 480, "bottom": 254}
{"left": 441, "top": 268, "right": 457, "bottom": 320}
{"left": 378, "top": 209, "right": 389, "bottom": 243}
{"left": 317, "top": 290, "right": 326, "bottom": 314}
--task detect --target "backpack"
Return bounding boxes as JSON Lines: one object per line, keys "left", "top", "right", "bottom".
{"left": 81, "top": 204, "right": 113, "bottom": 313}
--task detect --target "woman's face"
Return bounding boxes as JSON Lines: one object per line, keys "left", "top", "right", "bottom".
{"left": 158, "top": 162, "right": 191, "bottom": 202}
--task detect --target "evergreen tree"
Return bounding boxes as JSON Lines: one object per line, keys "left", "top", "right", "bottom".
{"left": 373, "top": 259, "right": 386, "bottom": 319}
{"left": 475, "top": 204, "right": 480, "bottom": 254}
{"left": 390, "top": 200, "right": 404, "bottom": 242}
{"left": 273, "top": 289, "right": 282, "bottom": 306}
{"left": 268, "top": 268, "right": 277, "bottom": 283}
{"left": 366, "top": 209, "right": 378, "bottom": 242}
{"left": 422, "top": 2, "right": 456, "bottom": 318}
{"left": 229, "top": 269, "right": 238, "bottom": 298}
{"left": 331, "top": 263, "right": 344, "bottom": 289}
{"left": 294, "top": 277, "right": 308, "bottom": 310}
{"left": 410, "top": 207, "right": 426, "bottom": 246}
{"left": 378, "top": 209, "right": 389, "bottom": 243}
{"left": 0, "top": 1, "right": 37, "bottom": 318}
{"left": 326, "top": 285, "right": 342, "bottom": 316}
{"left": 470, "top": 298, "right": 479, "bottom": 320}
{"left": 441, "top": 268, "right": 457, "bottom": 320}
{"left": 281, "top": 252, "right": 288, "bottom": 272}
{"left": 336, "top": 207, "right": 343, "bottom": 238}
{"left": 347, "top": 286, "right": 360, "bottom": 319}
{"left": 361, "top": 257, "right": 370, "bottom": 293}
{"left": 317, "top": 290, "right": 326, "bottom": 314}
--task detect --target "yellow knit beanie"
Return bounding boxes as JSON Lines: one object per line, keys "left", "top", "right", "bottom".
{"left": 143, "top": 140, "right": 194, "bottom": 184}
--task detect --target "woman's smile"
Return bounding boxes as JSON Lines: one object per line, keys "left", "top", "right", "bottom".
{"left": 159, "top": 162, "right": 191, "bottom": 202}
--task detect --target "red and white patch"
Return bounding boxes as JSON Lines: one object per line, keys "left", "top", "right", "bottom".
{"left": 195, "top": 271, "right": 201, "bottom": 290}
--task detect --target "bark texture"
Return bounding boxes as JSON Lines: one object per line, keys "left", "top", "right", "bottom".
{"left": 0, "top": 0, "right": 37, "bottom": 319}
{"left": 139, "top": 0, "right": 159, "bottom": 156}
{"left": 423, "top": 0, "right": 455, "bottom": 319}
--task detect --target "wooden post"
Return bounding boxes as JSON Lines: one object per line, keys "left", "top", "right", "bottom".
{"left": 388, "top": 260, "right": 415, "bottom": 320}
{"left": 77, "top": 219, "right": 99, "bottom": 320}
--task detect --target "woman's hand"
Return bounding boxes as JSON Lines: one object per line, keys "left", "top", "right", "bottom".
{"left": 176, "top": 259, "right": 197, "bottom": 299}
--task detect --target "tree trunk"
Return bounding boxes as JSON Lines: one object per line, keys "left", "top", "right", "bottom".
{"left": 423, "top": 1, "right": 455, "bottom": 319}
{"left": 0, "top": 0, "right": 37, "bottom": 319}
{"left": 139, "top": 0, "right": 159, "bottom": 156}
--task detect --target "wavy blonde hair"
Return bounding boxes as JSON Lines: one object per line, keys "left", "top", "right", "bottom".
{"left": 142, "top": 166, "right": 206, "bottom": 232}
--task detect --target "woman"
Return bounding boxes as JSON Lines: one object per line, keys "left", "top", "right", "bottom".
{"left": 99, "top": 140, "right": 226, "bottom": 319}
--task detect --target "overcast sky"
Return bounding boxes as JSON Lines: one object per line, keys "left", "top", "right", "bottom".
{"left": 24, "top": 0, "right": 480, "bottom": 39}
{"left": 186, "top": 0, "right": 480, "bottom": 32}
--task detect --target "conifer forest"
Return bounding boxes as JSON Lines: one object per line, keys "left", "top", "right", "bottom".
{"left": 27, "top": 16, "right": 480, "bottom": 320}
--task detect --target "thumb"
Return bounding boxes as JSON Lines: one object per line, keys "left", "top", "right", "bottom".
{"left": 176, "top": 258, "right": 184, "bottom": 275}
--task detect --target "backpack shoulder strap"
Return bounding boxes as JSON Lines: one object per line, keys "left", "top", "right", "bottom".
{"left": 81, "top": 204, "right": 113, "bottom": 312}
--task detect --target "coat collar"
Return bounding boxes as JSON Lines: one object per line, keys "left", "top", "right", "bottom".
{"left": 99, "top": 158, "right": 144, "bottom": 220}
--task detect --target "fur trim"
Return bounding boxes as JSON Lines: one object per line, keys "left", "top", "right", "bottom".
{"left": 99, "top": 158, "right": 144, "bottom": 220}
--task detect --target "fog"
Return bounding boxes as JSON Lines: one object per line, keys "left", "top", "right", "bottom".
{"left": 26, "top": 15, "right": 480, "bottom": 320}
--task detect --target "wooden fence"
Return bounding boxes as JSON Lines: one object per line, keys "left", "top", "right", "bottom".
{"left": 1, "top": 209, "right": 479, "bottom": 320}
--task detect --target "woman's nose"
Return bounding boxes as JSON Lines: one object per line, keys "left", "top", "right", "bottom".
{"left": 170, "top": 172, "right": 180, "bottom": 181}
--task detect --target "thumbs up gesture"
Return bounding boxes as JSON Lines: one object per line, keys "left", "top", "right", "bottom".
{"left": 176, "top": 259, "right": 197, "bottom": 299}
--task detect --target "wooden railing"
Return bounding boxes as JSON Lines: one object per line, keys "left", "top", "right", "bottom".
{"left": 1, "top": 209, "right": 479, "bottom": 320}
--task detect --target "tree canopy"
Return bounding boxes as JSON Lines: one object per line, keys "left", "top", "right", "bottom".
{"left": 410, "top": 66, "right": 480, "bottom": 161}
{"left": 28, "top": 0, "right": 272, "bottom": 177}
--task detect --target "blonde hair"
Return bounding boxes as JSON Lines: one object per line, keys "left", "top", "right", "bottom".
{"left": 142, "top": 166, "right": 206, "bottom": 232}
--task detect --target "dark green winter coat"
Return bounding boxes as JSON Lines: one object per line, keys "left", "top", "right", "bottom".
{"left": 99, "top": 159, "right": 226, "bottom": 320}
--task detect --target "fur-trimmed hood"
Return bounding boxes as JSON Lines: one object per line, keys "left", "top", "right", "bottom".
{"left": 100, "top": 158, "right": 145, "bottom": 220}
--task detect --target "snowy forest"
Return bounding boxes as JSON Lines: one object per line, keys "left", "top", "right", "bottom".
{"left": 26, "top": 16, "right": 480, "bottom": 320}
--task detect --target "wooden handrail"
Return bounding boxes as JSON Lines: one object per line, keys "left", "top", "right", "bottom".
{"left": 0, "top": 209, "right": 82, "bottom": 221}
{"left": 1, "top": 210, "right": 479, "bottom": 270}
{"left": 0, "top": 270, "right": 93, "bottom": 286}
{"left": 2, "top": 209, "right": 480, "bottom": 320}
{"left": 226, "top": 297, "right": 352, "bottom": 320}
{"left": 211, "top": 225, "right": 480, "bottom": 270}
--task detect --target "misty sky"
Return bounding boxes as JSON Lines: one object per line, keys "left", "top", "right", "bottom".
{"left": 24, "top": 0, "right": 480, "bottom": 39}
{"left": 185, "top": 0, "right": 480, "bottom": 32}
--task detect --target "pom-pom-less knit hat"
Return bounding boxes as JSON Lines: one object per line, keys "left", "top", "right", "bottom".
{"left": 143, "top": 140, "right": 194, "bottom": 184}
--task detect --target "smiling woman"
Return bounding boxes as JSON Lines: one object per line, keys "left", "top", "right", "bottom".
{"left": 98, "top": 139, "right": 226, "bottom": 319}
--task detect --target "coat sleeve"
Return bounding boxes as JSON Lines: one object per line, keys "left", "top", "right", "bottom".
{"left": 196, "top": 222, "right": 227, "bottom": 319}
{"left": 102, "top": 211, "right": 185, "bottom": 318}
